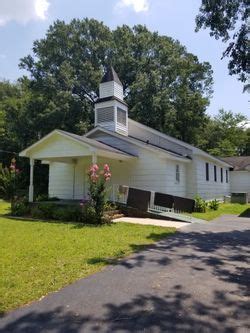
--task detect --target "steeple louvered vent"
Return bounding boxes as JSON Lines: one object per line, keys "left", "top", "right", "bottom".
{"left": 94, "top": 66, "right": 128, "bottom": 136}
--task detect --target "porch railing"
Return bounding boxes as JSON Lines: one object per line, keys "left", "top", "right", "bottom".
{"left": 110, "top": 184, "right": 174, "bottom": 213}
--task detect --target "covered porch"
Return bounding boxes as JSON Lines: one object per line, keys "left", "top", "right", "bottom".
{"left": 19, "top": 129, "right": 136, "bottom": 202}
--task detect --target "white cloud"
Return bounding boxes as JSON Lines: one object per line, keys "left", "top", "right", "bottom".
{"left": 116, "top": 0, "right": 149, "bottom": 13}
{"left": 0, "top": 0, "right": 50, "bottom": 26}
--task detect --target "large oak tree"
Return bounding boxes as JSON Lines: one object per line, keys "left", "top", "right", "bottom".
{"left": 18, "top": 18, "right": 213, "bottom": 146}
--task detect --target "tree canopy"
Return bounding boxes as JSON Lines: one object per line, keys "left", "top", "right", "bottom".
{"left": 197, "top": 109, "right": 249, "bottom": 156}
{"left": 195, "top": 0, "right": 248, "bottom": 82}
{"left": 18, "top": 18, "right": 213, "bottom": 146}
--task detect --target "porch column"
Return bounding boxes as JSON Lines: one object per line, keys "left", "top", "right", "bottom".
{"left": 29, "top": 158, "right": 34, "bottom": 202}
{"left": 92, "top": 153, "right": 97, "bottom": 164}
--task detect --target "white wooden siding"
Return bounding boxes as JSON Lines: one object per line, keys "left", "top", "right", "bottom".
{"left": 95, "top": 148, "right": 187, "bottom": 196}
{"left": 48, "top": 144, "right": 187, "bottom": 200}
{"left": 49, "top": 158, "right": 92, "bottom": 200}
{"left": 99, "top": 82, "right": 114, "bottom": 99}
{"left": 29, "top": 134, "right": 90, "bottom": 159}
{"left": 185, "top": 161, "right": 197, "bottom": 199}
{"left": 99, "top": 81, "right": 123, "bottom": 100}
{"left": 113, "top": 82, "right": 123, "bottom": 100}
{"left": 49, "top": 162, "right": 74, "bottom": 199}
{"left": 230, "top": 171, "right": 250, "bottom": 196}
{"left": 47, "top": 133, "right": 231, "bottom": 201}
{"left": 194, "top": 157, "right": 230, "bottom": 200}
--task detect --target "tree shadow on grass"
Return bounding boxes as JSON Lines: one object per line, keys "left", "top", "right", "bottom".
{"left": 1, "top": 226, "right": 249, "bottom": 332}
{"left": 86, "top": 231, "right": 175, "bottom": 267}
{"left": 239, "top": 207, "right": 250, "bottom": 217}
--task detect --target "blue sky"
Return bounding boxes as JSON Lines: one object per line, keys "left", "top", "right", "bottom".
{"left": 0, "top": 0, "right": 248, "bottom": 117}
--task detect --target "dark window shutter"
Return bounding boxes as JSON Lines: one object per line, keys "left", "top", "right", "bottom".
{"left": 214, "top": 165, "right": 217, "bottom": 182}
{"left": 206, "top": 163, "right": 209, "bottom": 181}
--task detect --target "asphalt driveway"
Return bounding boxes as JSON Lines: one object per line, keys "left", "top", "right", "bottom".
{"left": 0, "top": 215, "right": 249, "bottom": 333}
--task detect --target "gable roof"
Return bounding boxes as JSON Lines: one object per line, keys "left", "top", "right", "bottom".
{"left": 85, "top": 126, "right": 191, "bottom": 163}
{"left": 220, "top": 156, "right": 250, "bottom": 171}
{"left": 101, "top": 66, "right": 123, "bottom": 86}
{"left": 19, "top": 129, "right": 136, "bottom": 159}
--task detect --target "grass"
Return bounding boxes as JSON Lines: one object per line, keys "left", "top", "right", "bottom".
{"left": 0, "top": 201, "right": 175, "bottom": 314}
{"left": 190, "top": 203, "right": 250, "bottom": 221}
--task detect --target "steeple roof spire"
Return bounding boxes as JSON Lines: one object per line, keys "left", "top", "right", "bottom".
{"left": 101, "top": 66, "right": 122, "bottom": 86}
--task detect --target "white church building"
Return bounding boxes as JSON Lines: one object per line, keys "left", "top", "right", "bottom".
{"left": 20, "top": 67, "right": 232, "bottom": 203}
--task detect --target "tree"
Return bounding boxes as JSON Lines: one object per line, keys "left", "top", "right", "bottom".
{"left": 195, "top": 0, "right": 248, "bottom": 82}
{"left": 19, "top": 19, "right": 213, "bottom": 145}
{"left": 197, "top": 109, "right": 249, "bottom": 156}
{"left": 0, "top": 80, "right": 50, "bottom": 195}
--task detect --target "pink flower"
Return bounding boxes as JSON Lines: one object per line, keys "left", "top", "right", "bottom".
{"left": 104, "top": 171, "right": 111, "bottom": 181}
{"left": 92, "top": 164, "right": 99, "bottom": 171}
{"left": 90, "top": 174, "right": 99, "bottom": 183}
{"left": 104, "top": 164, "right": 110, "bottom": 172}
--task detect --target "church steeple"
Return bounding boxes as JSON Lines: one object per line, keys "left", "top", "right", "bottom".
{"left": 101, "top": 66, "right": 123, "bottom": 86}
{"left": 98, "top": 66, "right": 124, "bottom": 101}
{"left": 94, "top": 67, "right": 128, "bottom": 136}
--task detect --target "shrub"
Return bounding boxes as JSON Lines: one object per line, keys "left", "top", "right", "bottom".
{"left": 36, "top": 194, "right": 60, "bottom": 202}
{"left": 0, "top": 159, "right": 22, "bottom": 201}
{"left": 209, "top": 199, "right": 220, "bottom": 211}
{"left": 81, "top": 204, "right": 97, "bottom": 224}
{"left": 87, "top": 163, "right": 111, "bottom": 224}
{"left": 36, "top": 203, "right": 55, "bottom": 219}
{"left": 30, "top": 206, "right": 44, "bottom": 219}
{"left": 194, "top": 195, "right": 207, "bottom": 212}
{"left": 11, "top": 197, "right": 30, "bottom": 216}
{"left": 30, "top": 203, "right": 82, "bottom": 222}
{"left": 53, "top": 206, "right": 82, "bottom": 222}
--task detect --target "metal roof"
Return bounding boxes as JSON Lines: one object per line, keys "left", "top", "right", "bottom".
{"left": 57, "top": 130, "right": 136, "bottom": 157}
{"left": 101, "top": 66, "right": 123, "bottom": 86}
{"left": 220, "top": 156, "right": 250, "bottom": 171}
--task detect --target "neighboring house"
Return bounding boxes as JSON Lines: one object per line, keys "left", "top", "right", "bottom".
{"left": 20, "top": 67, "right": 231, "bottom": 202}
{"left": 220, "top": 156, "right": 250, "bottom": 200}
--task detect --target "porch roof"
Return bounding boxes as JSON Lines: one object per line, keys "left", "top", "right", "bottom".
{"left": 19, "top": 129, "right": 136, "bottom": 161}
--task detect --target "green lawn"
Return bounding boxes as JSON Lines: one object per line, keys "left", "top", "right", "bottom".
{"left": 0, "top": 201, "right": 175, "bottom": 314}
{"left": 191, "top": 203, "right": 250, "bottom": 221}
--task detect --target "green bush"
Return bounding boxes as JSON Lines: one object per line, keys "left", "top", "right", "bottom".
{"left": 30, "top": 206, "right": 44, "bottom": 219}
{"left": 36, "top": 203, "right": 55, "bottom": 219}
{"left": 194, "top": 195, "right": 207, "bottom": 212}
{"left": 209, "top": 199, "right": 220, "bottom": 211}
{"left": 0, "top": 160, "right": 22, "bottom": 201}
{"left": 11, "top": 197, "right": 30, "bottom": 216}
{"left": 53, "top": 206, "right": 82, "bottom": 222}
{"left": 30, "top": 203, "right": 83, "bottom": 222}
{"left": 36, "top": 194, "right": 60, "bottom": 202}
{"left": 81, "top": 204, "right": 98, "bottom": 224}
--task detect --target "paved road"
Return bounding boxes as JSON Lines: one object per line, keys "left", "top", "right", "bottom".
{"left": 0, "top": 215, "right": 249, "bottom": 333}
